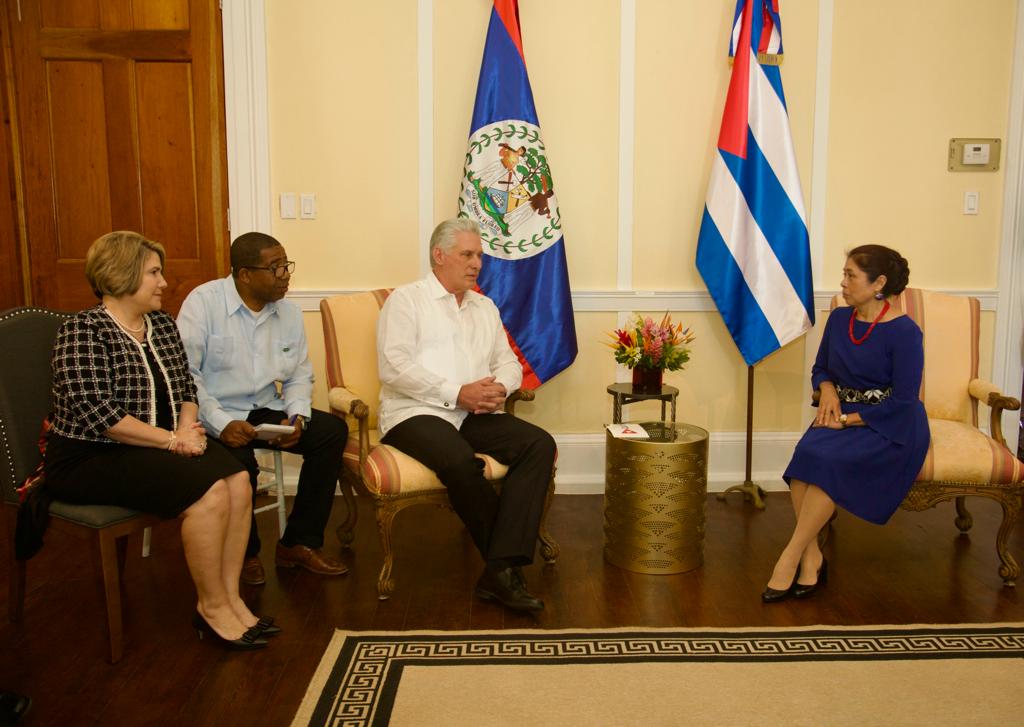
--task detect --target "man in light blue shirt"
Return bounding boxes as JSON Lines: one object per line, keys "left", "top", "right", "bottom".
{"left": 177, "top": 232, "right": 348, "bottom": 585}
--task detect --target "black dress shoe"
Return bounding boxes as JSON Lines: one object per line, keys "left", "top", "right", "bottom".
{"left": 761, "top": 567, "right": 799, "bottom": 603}
{"left": 512, "top": 566, "right": 526, "bottom": 589}
{"left": 792, "top": 559, "right": 828, "bottom": 599}
{"left": 761, "top": 583, "right": 794, "bottom": 603}
{"left": 254, "top": 616, "right": 281, "bottom": 637}
{"left": 475, "top": 566, "right": 544, "bottom": 613}
{"left": 192, "top": 612, "right": 269, "bottom": 651}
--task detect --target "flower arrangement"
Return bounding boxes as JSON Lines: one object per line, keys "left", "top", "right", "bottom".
{"left": 606, "top": 313, "right": 695, "bottom": 371}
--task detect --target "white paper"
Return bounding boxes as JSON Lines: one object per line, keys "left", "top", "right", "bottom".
{"left": 606, "top": 423, "right": 649, "bottom": 439}
{"left": 253, "top": 423, "right": 295, "bottom": 441}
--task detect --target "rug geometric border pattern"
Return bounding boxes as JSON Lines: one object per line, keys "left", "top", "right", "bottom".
{"left": 299, "top": 625, "right": 1024, "bottom": 726}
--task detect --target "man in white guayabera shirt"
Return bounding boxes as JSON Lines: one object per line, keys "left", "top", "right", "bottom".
{"left": 376, "top": 218, "right": 555, "bottom": 613}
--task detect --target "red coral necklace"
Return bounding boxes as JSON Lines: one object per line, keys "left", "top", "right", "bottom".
{"left": 848, "top": 300, "right": 889, "bottom": 345}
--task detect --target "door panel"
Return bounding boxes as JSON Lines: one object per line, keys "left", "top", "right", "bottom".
{"left": 40, "top": 0, "right": 101, "bottom": 29}
{"left": 48, "top": 61, "right": 113, "bottom": 257}
{"left": 5, "top": 0, "right": 228, "bottom": 313}
{"left": 137, "top": 61, "right": 199, "bottom": 259}
{"left": 133, "top": 0, "right": 188, "bottom": 30}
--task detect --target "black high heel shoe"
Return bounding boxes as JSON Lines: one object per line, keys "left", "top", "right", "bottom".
{"left": 792, "top": 559, "right": 828, "bottom": 599}
{"left": 192, "top": 612, "right": 268, "bottom": 651}
{"left": 254, "top": 616, "right": 281, "bottom": 637}
{"left": 761, "top": 566, "right": 800, "bottom": 603}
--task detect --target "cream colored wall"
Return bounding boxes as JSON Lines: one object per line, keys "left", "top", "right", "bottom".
{"left": 826, "top": 0, "right": 1015, "bottom": 287}
{"left": 273, "top": 0, "right": 1015, "bottom": 435}
{"left": 265, "top": 0, "right": 420, "bottom": 288}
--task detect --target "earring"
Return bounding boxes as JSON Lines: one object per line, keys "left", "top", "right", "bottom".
{"left": 874, "top": 291, "right": 884, "bottom": 300}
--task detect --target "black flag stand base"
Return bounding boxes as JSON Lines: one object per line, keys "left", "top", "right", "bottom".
{"left": 717, "top": 365, "right": 766, "bottom": 510}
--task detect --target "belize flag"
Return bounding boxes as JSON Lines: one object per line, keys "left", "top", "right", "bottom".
{"left": 696, "top": 0, "right": 814, "bottom": 366}
{"left": 458, "top": 0, "right": 577, "bottom": 389}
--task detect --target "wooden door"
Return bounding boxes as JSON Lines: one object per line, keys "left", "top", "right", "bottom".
{"left": 2, "top": 0, "right": 228, "bottom": 313}
{"left": 0, "top": 58, "right": 25, "bottom": 310}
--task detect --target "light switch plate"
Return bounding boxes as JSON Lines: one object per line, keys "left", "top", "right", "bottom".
{"left": 963, "top": 191, "right": 979, "bottom": 215}
{"left": 300, "top": 193, "right": 317, "bottom": 220}
{"left": 280, "top": 193, "right": 297, "bottom": 219}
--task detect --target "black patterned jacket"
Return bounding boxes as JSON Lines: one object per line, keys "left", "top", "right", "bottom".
{"left": 50, "top": 305, "right": 198, "bottom": 442}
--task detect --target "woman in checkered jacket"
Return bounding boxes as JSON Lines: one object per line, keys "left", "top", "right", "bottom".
{"left": 44, "top": 231, "right": 275, "bottom": 651}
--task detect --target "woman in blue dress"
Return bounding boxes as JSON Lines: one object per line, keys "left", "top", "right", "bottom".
{"left": 762, "top": 245, "right": 930, "bottom": 602}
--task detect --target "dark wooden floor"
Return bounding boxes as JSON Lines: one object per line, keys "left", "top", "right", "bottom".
{"left": 2, "top": 492, "right": 1023, "bottom": 726}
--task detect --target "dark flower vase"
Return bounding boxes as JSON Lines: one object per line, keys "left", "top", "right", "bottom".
{"left": 631, "top": 366, "right": 664, "bottom": 394}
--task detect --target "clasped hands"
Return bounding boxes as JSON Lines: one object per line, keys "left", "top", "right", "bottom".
{"left": 219, "top": 417, "right": 302, "bottom": 449}
{"left": 458, "top": 376, "right": 507, "bottom": 415}
{"left": 812, "top": 383, "right": 846, "bottom": 430}
{"left": 171, "top": 421, "right": 208, "bottom": 457}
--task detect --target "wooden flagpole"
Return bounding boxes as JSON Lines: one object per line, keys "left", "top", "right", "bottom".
{"left": 717, "top": 364, "right": 766, "bottom": 509}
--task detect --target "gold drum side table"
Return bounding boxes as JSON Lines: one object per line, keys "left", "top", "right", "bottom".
{"left": 603, "top": 422, "right": 709, "bottom": 574}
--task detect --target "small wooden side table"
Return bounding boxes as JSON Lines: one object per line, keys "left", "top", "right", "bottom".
{"left": 606, "top": 383, "right": 679, "bottom": 426}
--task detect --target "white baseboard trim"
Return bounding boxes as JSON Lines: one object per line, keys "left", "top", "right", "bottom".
{"left": 263, "top": 430, "right": 799, "bottom": 497}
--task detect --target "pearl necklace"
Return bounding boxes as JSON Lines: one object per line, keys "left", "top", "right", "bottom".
{"left": 104, "top": 306, "right": 147, "bottom": 335}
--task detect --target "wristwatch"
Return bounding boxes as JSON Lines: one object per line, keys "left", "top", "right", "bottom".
{"left": 838, "top": 413, "right": 848, "bottom": 428}
{"left": 295, "top": 415, "right": 309, "bottom": 432}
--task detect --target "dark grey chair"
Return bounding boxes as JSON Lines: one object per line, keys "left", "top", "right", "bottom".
{"left": 0, "top": 307, "right": 160, "bottom": 663}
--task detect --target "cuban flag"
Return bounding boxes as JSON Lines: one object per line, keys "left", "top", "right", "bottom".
{"left": 696, "top": 0, "right": 814, "bottom": 366}
{"left": 458, "top": 0, "right": 577, "bottom": 388}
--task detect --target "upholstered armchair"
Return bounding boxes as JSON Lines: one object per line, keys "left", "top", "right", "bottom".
{"left": 827, "top": 289, "right": 1023, "bottom": 585}
{"left": 320, "top": 290, "right": 559, "bottom": 599}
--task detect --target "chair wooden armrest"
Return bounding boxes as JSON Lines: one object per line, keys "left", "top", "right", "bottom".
{"left": 328, "top": 386, "right": 371, "bottom": 467}
{"left": 504, "top": 388, "right": 534, "bottom": 416}
{"left": 328, "top": 386, "right": 370, "bottom": 419}
{"left": 968, "top": 378, "right": 1021, "bottom": 447}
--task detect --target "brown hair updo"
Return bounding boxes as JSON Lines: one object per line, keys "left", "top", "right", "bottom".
{"left": 846, "top": 244, "right": 910, "bottom": 297}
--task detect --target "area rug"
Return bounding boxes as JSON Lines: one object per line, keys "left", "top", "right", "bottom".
{"left": 291, "top": 624, "right": 1024, "bottom": 726}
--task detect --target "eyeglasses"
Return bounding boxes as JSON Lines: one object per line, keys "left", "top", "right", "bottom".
{"left": 244, "top": 261, "right": 296, "bottom": 279}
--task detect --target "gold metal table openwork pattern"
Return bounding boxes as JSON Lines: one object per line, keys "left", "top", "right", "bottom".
{"left": 603, "top": 422, "right": 709, "bottom": 574}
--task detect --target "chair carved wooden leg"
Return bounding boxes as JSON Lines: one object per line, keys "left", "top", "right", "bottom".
{"left": 335, "top": 473, "right": 359, "bottom": 549}
{"left": 375, "top": 499, "right": 399, "bottom": 600}
{"left": 95, "top": 530, "right": 126, "bottom": 663}
{"left": 954, "top": 495, "right": 973, "bottom": 533}
{"left": 538, "top": 471, "right": 560, "bottom": 563}
{"left": 995, "top": 495, "right": 1021, "bottom": 587}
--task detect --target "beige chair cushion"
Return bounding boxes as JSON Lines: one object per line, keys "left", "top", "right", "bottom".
{"left": 342, "top": 430, "right": 508, "bottom": 496}
{"left": 917, "top": 419, "right": 1024, "bottom": 485}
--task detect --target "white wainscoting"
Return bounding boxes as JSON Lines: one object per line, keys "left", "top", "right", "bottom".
{"left": 265, "top": 429, "right": 799, "bottom": 497}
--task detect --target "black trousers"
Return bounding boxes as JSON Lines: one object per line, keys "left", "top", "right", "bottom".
{"left": 381, "top": 413, "right": 555, "bottom": 566}
{"left": 217, "top": 407, "right": 347, "bottom": 556}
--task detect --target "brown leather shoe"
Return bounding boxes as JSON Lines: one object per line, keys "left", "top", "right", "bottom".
{"left": 275, "top": 542, "right": 348, "bottom": 576}
{"left": 240, "top": 556, "right": 266, "bottom": 586}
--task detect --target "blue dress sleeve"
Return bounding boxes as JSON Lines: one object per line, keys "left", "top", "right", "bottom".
{"left": 858, "top": 322, "right": 924, "bottom": 446}
{"left": 811, "top": 309, "right": 836, "bottom": 392}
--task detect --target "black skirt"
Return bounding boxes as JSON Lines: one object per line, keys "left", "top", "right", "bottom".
{"left": 44, "top": 435, "right": 245, "bottom": 519}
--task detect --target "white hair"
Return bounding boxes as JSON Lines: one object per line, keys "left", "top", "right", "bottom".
{"left": 429, "top": 217, "right": 481, "bottom": 266}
